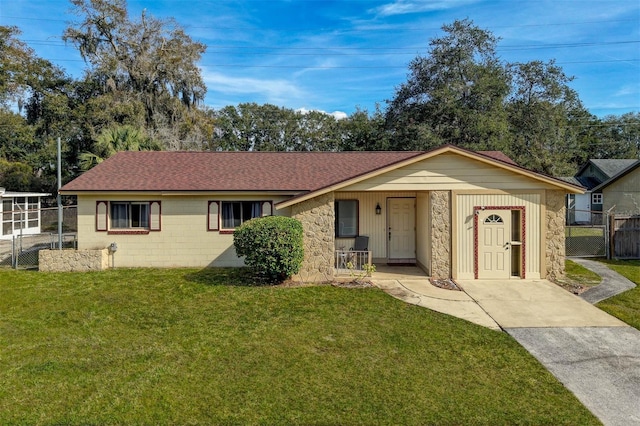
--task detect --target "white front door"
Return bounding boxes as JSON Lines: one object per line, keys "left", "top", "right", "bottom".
{"left": 388, "top": 198, "right": 415, "bottom": 260}
{"left": 478, "top": 210, "right": 511, "bottom": 279}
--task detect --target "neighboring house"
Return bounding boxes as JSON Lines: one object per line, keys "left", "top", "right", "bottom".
{"left": 0, "top": 188, "right": 51, "bottom": 240}
{"left": 564, "top": 159, "right": 640, "bottom": 223}
{"left": 59, "top": 145, "right": 583, "bottom": 282}
{"left": 592, "top": 160, "right": 640, "bottom": 216}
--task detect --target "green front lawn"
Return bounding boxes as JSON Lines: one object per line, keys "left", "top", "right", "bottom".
{"left": 596, "top": 260, "right": 640, "bottom": 330}
{"left": 0, "top": 268, "right": 598, "bottom": 425}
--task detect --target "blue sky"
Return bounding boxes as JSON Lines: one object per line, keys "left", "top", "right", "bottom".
{"left": 2, "top": 0, "right": 639, "bottom": 118}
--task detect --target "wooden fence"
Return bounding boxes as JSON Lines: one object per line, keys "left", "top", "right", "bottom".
{"left": 610, "top": 215, "right": 640, "bottom": 259}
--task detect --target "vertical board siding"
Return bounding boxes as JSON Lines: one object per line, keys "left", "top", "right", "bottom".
{"left": 336, "top": 191, "right": 416, "bottom": 259}
{"left": 456, "top": 193, "right": 541, "bottom": 279}
{"left": 342, "top": 153, "right": 557, "bottom": 192}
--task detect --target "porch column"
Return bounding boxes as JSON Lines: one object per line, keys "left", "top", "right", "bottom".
{"left": 545, "top": 190, "right": 566, "bottom": 281}
{"left": 430, "top": 190, "right": 451, "bottom": 279}
{"left": 291, "top": 192, "right": 335, "bottom": 282}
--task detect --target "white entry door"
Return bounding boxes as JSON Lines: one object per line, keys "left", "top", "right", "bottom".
{"left": 478, "top": 210, "right": 511, "bottom": 279}
{"left": 388, "top": 198, "right": 415, "bottom": 260}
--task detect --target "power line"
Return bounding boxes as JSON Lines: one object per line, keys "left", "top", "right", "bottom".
{"left": 2, "top": 15, "right": 637, "bottom": 32}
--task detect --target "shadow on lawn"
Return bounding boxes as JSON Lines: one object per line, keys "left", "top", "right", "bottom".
{"left": 183, "top": 267, "right": 274, "bottom": 287}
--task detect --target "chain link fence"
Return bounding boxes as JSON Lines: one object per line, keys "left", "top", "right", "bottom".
{"left": 565, "top": 210, "right": 608, "bottom": 258}
{"left": 1, "top": 205, "right": 77, "bottom": 269}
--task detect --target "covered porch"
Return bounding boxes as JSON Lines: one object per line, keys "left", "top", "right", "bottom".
{"left": 332, "top": 190, "right": 450, "bottom": 279}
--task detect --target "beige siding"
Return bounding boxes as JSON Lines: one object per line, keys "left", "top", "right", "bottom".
{"left": 603, "top": 169, "right": 640, "bottom": 215}
{"left": 335, "top": 191, "right": 416, "bottom": 260}
{"left": 454, "top": 192, "right": 542, "bottom": 279}
{"left": 77, "top": 194, "right": 291, "bottom": 268}
{"left": 343, "top": 153, "right": 557, "bottom": 192}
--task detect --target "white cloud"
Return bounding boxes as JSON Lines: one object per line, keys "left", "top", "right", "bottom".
{"left": 371, "top": 0, "right": 480, "bottom": 17}
{"left": 200, "top": 67, "right": 305, "bottom": 104}
{"left": 296, "top": 108, "right": 348, "bottom": 120}
{"left": 614, "top": 85, "right": 637, "bottom": 97}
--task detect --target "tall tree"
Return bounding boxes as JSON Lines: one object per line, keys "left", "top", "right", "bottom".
{"left": 338, "top": 106, "right": 389, "bottom": 151}
{"left": 0, "top": 25, "right": 72, "bottom": 191}
{"left": 507, "top": 60, "right": 590, "bottom": 175}
{"left": 63, "top": 0, "right": 207, "bottom": 127}
{"left": 385, "top": 19, "right": 510, "bottom": 152}
{"left": 211, "top": 103, "right": 341, "bottom": 152}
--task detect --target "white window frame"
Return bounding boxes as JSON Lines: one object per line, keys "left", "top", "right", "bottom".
{"left": 591, "top": 193, "right": 603, "bottom": 205}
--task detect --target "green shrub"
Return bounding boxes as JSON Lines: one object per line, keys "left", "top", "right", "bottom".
{"left": 233, "top": 216, "right": 304, "bottom": 283}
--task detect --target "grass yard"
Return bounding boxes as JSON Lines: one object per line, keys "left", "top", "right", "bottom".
{"left": 565, "top": 226, "right": 604, "bottom": 237}
{"left": 596, "top": 260, "right": 640, "bottom": 330}
{"left": 559, "top": 260, "right": 602, "bottom": 293}
{"left": 0, "top": 268, "right": 599, "bottom": 425}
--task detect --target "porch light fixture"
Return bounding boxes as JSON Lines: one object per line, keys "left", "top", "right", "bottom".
{"left": 375, "top": 203, "right": 382, "bottom": 215}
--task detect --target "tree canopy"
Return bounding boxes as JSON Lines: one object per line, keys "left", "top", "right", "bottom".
{"left": 0, "top": 10, "right": 638, "bottom": 193}
{"left": 63, "top": 0, "right": 207, "bottom": 125}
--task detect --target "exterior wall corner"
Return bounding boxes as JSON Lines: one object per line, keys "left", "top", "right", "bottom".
{"left": 291, "top": 193, "right": 335, "bottom": 282}
{"left": 545, "top": 190, "right": 566, "bottom": 281}
{"left": 430, "top": 190, "right": 452, "bottom": 279}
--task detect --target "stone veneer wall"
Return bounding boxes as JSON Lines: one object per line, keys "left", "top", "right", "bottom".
{"left": 545, "top": 190, "right": 566, "bottom": 281}
{"left": 39, "top": 249, "right": 109, "bottom": 272}
{"left": 430, "top": 190, "right": 451, "bottom": 279}
{"left": 291, "top": 193, "right": 335, "bottom": 282}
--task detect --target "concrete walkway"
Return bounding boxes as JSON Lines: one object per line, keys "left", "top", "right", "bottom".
{"left": 570, "top": 257, "right": 637, "bottom": 304}
{"left": 374, "top": 278, "right": 501, "bottom": 330}
{"left": 371, "top": 265, "right": 640, "bottom": 426}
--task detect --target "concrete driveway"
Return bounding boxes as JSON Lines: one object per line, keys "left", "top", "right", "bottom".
{"left": 457, "top": 279, "right": 627, "bottom": 328}
{"left": 375, "top": 269, "right": 640, "bottom": 426}
{"left": 457, "top": 279, "right": 640, "bottom": 426}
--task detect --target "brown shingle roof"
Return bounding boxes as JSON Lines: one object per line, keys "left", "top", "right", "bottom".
{"left": 61, "top": 151, "right": 425, "bottom": 193}
{"left": 477, "top": 151, "right": 517, "bottom": 165}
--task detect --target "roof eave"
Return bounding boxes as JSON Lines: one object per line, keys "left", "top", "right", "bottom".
{"left": 275, "top": 145, "right": 584, "bottom": 209}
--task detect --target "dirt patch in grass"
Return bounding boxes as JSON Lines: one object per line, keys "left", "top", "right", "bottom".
{"left": 556, "top": 260, "right": 603, "bottom": 295}
{"left": 555, "top": 278, "right": 589, "bottom": 295}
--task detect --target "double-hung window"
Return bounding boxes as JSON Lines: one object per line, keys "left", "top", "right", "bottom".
{"left": 96, "top": 201, "right": 161, "bottom": 232}
{"left": 335, "top": 200, "right": 358, "bottom": 237}
{"left": 110, "top": 202, "right": 149, "bottom": 229}
{"left": 208, "top": 201, "right": 272, "bottom": 231}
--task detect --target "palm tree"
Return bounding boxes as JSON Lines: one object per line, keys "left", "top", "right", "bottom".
{"left": 79, "top": 125, "right": 160, "bottom": 171}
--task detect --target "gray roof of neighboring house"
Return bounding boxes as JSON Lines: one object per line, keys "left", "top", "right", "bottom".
{"left": 589, "top": 159, "right": 639, "bottom": 179}
{"left": 592, "top": 160, "right": 640, "bottom": 192}
{"left": 558, "top": 176, "right": 597, "bottom": 190}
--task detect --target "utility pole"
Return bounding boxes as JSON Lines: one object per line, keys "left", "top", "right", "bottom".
{"left": 57, "top": 137, "right": 62, "bottom": 250}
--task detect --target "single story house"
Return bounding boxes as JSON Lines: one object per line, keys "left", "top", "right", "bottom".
{"left": 1, "top": 188, "right": 51, "bottom": 240}
{"left": 59, "top": 145, "right": 583, "bottom": 282}
{"left": 564, "top": 159, "right": 639, "bottom": 223}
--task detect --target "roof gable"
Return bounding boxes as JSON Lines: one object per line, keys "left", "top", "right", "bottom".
{"left": 576, "top": 159, "right": 639, "bottom": 182}
{"left": 276, "top": 145, "right": 583, "bottom": 208}
{"left": 592, "top": 160, "right": 640, "bottom": 192}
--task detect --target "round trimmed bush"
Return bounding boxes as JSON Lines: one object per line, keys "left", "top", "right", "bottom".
{"left": 233, "top": 216, "right": 304, "bottom": 283}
